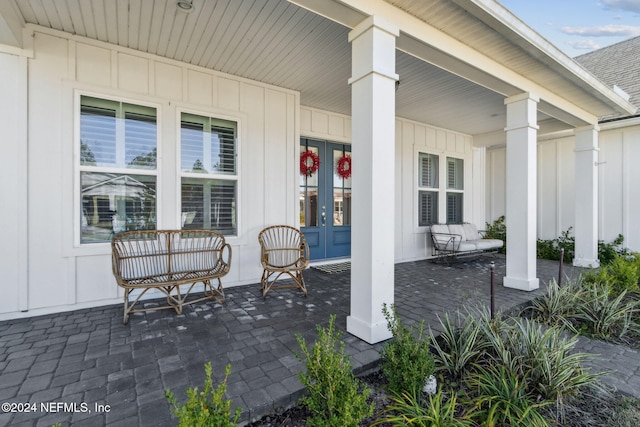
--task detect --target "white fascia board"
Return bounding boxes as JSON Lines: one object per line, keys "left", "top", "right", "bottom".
{"left": 452, "top": 0, "right": 636, "bottom": 116}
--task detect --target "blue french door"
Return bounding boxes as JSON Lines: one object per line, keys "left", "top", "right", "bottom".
{"left": 300, "top": 139, "right": 351, "bottom": 260}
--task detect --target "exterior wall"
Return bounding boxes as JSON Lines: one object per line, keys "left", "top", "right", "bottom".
{"left": 0, "top": 26, "right": 479, "bottom": 319}
{"left": 300, "top": 108, "right": 477, "bottom": 263}
{"left": 486, "top": 120, "right": 640, "bottom": 251}
{"left": 0, "top": 49, "right": 28, "bottom": 315}
{"left": 395, "top": 118, "right": 475, "bottom": 261}
{"left": 0, "top": 26, "right": 299, "bottom": 319}
{"left": 300, "top": 106, "right": 351, "bottom": 143}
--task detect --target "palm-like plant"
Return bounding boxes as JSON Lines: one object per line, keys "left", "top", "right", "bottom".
{"left": 430, "top": 312, "right": 489, "bottom": 379}
{"left": 465, "top": 364, "right": 551, "bottom": 427}
{"left": 378, "top": 389, "right": 474, "bottom": 427}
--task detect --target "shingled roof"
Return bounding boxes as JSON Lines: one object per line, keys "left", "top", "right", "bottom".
{"left": 575, "top": 35, "right": 640, "bottom": 121}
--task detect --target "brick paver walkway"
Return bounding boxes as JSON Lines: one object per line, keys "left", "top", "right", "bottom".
{"left": 0, "top": 255, "right": 638, "bottom": 426}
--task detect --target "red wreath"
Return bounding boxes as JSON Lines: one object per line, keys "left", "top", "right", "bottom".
{"left": 300, "top": 150, "right": 320, "bottom": 177}
{"left": 336, "top": 155, "right": 352, "bottom": 179}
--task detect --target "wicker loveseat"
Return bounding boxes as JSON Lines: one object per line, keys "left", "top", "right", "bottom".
{"left": 430, "top": 223, "right": 503, "bottom": 261}
{"left": 112, "top": 229, "right": 231, "bottom": 324}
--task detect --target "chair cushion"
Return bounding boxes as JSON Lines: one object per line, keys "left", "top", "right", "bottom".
{"left": 469, "top": 239, "right": 504, "bottom": 251}
{"left": 430, "top": 224, "right": 449, "bottom": 235}
{"left": 448, "top": 224, "right": 467, "bottom": 241}
{"left": 456, "top": 241, "right": 478, "bottom": 252}
{"left": 463, "top": 223, "right": 481, "bottom": 241}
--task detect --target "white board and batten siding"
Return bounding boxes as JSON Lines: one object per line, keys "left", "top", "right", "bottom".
{"left": 485, "top": 120, "right": 640, "bottom": 252}
{"left": 0, "top": 48, "right": 29, "bottom": 315}
{"left": 395, "top": 119, "right": 477, "bottom": 262}
{"left": 1, "top": 25, "right": 481, "bottom": 319}
{"left": 0, "top": 25, "right": 299, "bottom": 319}
{"left": 300, "top": 107, "right": 478, "bottom": 263}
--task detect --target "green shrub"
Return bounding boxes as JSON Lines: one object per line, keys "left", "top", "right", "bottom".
{"left": 465, "top": 364, "right": 551, "bottom": 427}
{"left": 601, "top": 255, "right": 640, "bottom": 295}
{"left": 295, "top": 314, "right": 373, "bottom": 427}
{"left": 430, "top": 312, "right": 489, "bottom": 379}
{"left": 537, "top": 227, "right": 575, "bottom": 263}
{"left": 583, "top": 254, "right": 640, "bottom": 297}
{"left": 381, "top": 304, "right": 435, "bottom": 397}
{"left": 484, "top": 215, "right": 506, "bottom": 254}
{"left": 165, "top": 362, "right": 241, "bottom": 427}
{"left": 378, "top": 389, "right": 474, "bottom": 427}
{"left": 598, "top": 234, "right": 630, "bottom": 265}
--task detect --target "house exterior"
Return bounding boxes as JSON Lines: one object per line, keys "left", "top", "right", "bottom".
{"left": 486, "top": 35, "right": 640, "bottom": 252}
{"left": 0, "top": 0, "right": 635, "bottom": 343}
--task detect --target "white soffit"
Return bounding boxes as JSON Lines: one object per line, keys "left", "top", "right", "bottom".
{"left": 1, "top": 0, "right": 634, "bottom": 136}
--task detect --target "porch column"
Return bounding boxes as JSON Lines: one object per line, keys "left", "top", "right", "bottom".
{"left": 503, "top": 93, "right": 540, "bottom": 291}
{"left": 573, "top": 125, "right": 600, "bottom": 268}
{"left": 346, "top": 15, "right": 398, "bottom": 344}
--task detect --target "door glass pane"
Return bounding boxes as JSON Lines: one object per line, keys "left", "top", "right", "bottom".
{"left": 333, "top": 149, "right": 352, "bottom": 188}
{"left": 301, "top": 146, "right": 319, "bottom": 186}
{"left": 343, "top": 189, "right": 351, "bottom": 226}
{"left": 332, "top": 148, "right": 351, "bottom": 226}
{"left": 300, "top": 145, "right": 320, "bottom": 226}
{"left": 299, "top": 190, "right": 306, "bottom": 225}
{"left": 307, "top": 188, "right": 319, "bottom": 226}
{"left": 334, "top": 189, "right": 343, "bottom": 226}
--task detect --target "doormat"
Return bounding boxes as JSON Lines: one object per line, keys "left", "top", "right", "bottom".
{"left": 311, "top": 262, "right": 351, "bottom": 274}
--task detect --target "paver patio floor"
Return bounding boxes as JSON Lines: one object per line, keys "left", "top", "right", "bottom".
{"left": 1, "top": 254, "right": 638, "bottom": 426}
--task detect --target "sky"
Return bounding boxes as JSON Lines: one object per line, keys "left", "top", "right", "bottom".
{"left": 498, "top": 0, "right": 640, "bottom": 57}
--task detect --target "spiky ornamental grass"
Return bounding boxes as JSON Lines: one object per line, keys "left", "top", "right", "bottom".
{"left": 429, "top": 311, "right": 489, "bottom": 380}
{"left": 530, "top": 278, "right": 581, "bottom": 332}
{"left": 378, "top": 388, "right": 474, "bottom": 427}
{"left": 465, "top": 363, "right": 551, "bottom": 427}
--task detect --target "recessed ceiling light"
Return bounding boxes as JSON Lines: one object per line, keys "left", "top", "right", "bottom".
{"left": 176, "top": 0, "right": 194, "bottom": 12}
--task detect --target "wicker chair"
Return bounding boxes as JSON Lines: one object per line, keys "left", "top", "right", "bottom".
{"left": 258, "top": 225, "right": 309, "bottom": 298}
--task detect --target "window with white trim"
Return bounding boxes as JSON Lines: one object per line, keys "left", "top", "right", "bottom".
{"left": 446, "top": 157, "right": 464, "bottom": 224}
{"left": 79, "top": 95, "right": 157, "bottom": 244}
{"left": 418, "top": 152, "right": 439, "bottom": 226}
{"left": 417, "top": 153, "right": 465, "bottom": 226}
{"left": 180, "top": 112, "right": 238, "bottom": 235}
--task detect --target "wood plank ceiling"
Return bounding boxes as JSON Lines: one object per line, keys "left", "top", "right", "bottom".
{"left": 10, "top": 0, "right": 571, "bottom": 136}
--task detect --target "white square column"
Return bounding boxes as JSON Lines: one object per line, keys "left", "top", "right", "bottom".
{"left": 503, "top": 93, "right": 540, "bottom": 291}
{"left": 573, "top": 125, "right": 600, "bottom": 268}
{"left": 346, "top": 16, "right": 399, "bottom": 344}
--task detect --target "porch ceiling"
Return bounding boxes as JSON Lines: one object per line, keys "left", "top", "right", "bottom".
{"left": 1, "top": 0, "right": 631, "bottom": 138}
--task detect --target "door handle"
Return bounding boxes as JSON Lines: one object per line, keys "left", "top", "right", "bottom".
{"left": 321, "top": 206, "right": 326, "bottom": 226}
